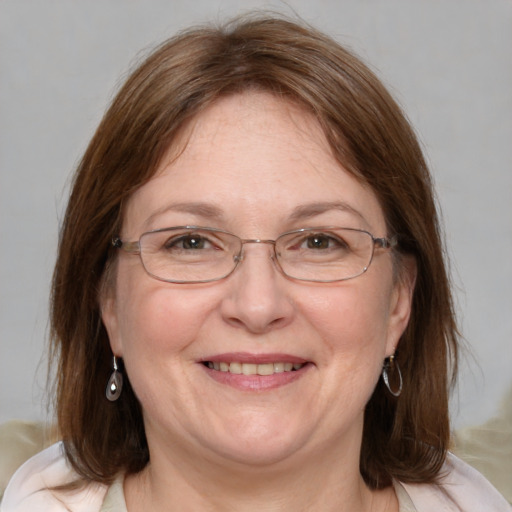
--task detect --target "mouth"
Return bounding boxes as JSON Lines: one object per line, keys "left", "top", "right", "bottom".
{"left": 202, "top": 361, "right": 305, "bottom": 375}
{"left": 199, "top": 353, "right": 310, "bottom": 390}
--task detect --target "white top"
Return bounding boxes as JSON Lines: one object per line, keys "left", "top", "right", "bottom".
{"left": 1, "top": 442, "right": 510, "bottom": 511}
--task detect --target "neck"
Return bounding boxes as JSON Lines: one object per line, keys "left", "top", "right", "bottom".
{"left": 124, "top": 435, "right": 395, "bottom": 512}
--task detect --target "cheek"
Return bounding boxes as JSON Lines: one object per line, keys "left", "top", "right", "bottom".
{"left": 113, "top": 283, "right": 222, "bottom": 413}
{"left": 298, "top": 275, "right": 395, "bottom": 410}
{"left": 113, "top": 266, "right": 219, "bottom": 360}
{"left": 301, "top": 280, "right": 393, "bottom": 355}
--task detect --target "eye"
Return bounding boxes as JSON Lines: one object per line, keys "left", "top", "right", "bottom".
{"left": 301, "top": 233, "right": 349, "bottom": 250}
{"left": 164, "top": 233, "right": 216, "bottom": 251}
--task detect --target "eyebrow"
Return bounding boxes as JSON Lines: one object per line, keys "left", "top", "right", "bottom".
{"left": 144, "top": 200, "right": 367, "bottom": 229}
{"left": 143, "top": 202, "right": 225, "bottom": 229}
{"left": 288, "top": 201, "right": 368, "bottom": 224}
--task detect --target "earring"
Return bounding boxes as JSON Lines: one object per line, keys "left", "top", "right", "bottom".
{"left": 382, "top": 355, "right": 402, "bottom": 397}
{"left": 106, "top": 355, "right": 123, "bottom": 401}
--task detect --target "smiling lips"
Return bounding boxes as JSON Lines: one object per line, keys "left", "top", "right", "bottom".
{"left": 205, "top": 361, "right": 305, "bottom": 375}
{"left": 201, "top": 354, "right": 309, "bottom": 390}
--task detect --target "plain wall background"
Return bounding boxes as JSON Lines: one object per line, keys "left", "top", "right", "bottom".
{"left": 1, "top": 0, "right": 511, "bottom": 430}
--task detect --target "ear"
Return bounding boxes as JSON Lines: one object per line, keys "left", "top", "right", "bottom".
{"left": 385, "top": 255, "right": 417, "bottom": 356}
{"left": 100, "top": 286, "right": 124, "bottom": 357}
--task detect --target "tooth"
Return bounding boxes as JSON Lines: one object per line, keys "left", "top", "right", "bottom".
{"left": 212, "top": 361, "right": 303, "bottom": 375}
{"left": 274, "top": 363, "right": 285, "bottom": 373}
{"left": 229, "top": 362, "right": 242, "bottom": 374}
{"left": 257, "top": 363, "right": 274, "bottom": 376}
{"left": 242, "top": 363, "right": 257, "bottom": 375}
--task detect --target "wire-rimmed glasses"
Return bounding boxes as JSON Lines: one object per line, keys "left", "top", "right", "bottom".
{"left": 112, "top": 226, "right": 397, "bottom": 284}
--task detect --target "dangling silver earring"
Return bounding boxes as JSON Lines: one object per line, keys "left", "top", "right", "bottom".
{"left": 382, "top": 355, "right": 402, "bottom": 397}
{"left": 106, "top": 355, "right": 123, "bottom": 401}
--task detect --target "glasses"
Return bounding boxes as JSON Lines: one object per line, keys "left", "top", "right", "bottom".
{"left": 112, "top": 226, "right": 397, "bottom": 284}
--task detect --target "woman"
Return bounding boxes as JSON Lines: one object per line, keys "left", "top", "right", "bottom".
{"left": 2, "top": 15, "right": 510, "bottom": 512}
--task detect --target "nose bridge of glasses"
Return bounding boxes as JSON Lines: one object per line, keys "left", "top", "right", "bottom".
{"left": 233, "top": 239, "right": 277, "bottom": 263}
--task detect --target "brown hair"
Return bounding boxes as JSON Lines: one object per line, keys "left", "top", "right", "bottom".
{"left": 50, "top": 14, "right": 458, "bottom": 489}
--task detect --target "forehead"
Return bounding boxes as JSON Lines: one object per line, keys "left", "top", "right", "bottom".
{"left": 123, "top": 92, "right": 386, "bottom": 236}
{"left": 161, "top": 92, "right": 337, "bottom": 176}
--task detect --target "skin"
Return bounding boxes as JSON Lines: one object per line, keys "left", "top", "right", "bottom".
{"left": 101, "top": 92, "right": 415, "bottom": 511}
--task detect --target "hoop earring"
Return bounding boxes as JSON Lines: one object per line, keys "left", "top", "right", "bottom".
{"left": 382, "top": 355, "right": 402, "bottom": 397}
{"left": 106, "top": 355, "right": 123, "bottom": 401}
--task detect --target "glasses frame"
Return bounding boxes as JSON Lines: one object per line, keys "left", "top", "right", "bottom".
{"left": 112, "top": 225, "right": 397, "bottom": 284}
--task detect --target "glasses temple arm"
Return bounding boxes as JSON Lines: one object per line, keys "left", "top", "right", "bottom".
{"left": 112, "top": 237, "right": 141, "bottom": 254}
{"left": 374, "top": 235, "right": 398, "bottom": 249}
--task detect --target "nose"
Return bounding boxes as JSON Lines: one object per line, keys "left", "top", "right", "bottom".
{"left": 220, "top": 243, "right": 294, "bottom": 334}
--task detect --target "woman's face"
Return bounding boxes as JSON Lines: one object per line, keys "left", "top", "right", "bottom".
{"left": 102, "top": 92, "right": 414, "bottom": 469}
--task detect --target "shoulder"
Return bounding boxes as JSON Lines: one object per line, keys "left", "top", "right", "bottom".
{"left": 400, "top": 452, "right": 512, "bottom": 511}
{"left": 1, "top": 442, "right": 107, "bottom": 512}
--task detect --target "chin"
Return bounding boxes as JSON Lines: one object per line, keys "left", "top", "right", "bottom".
{"left": 211, "top": 439, "right": 303, "bottom": 468}
{"left": 197, "top": 415, "right": 310, "bottom": 467}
